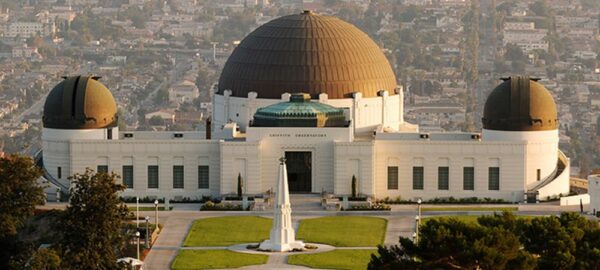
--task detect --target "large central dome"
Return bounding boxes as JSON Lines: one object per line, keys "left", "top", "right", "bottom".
{"left": 218, "top": 11, "right": 397, "bottom": 99}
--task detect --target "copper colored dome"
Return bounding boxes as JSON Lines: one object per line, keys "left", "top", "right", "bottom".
{"left": 43, "top": 76, "right": 118, "bottom": 129}
{"left": 218, "top": 11, "right": 398, "bottom": 99}
{"left": 482, "top": 76, "right": 558, "bottom": 131}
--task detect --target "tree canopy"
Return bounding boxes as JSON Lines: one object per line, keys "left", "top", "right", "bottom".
{"left": 0, "top": 154, "right": 45, "bottom": 239}
{"left": 56, "top": 169, "right": 129, "bottom": 270}
{"left": 0, "top": 154, "right": 45, "bottom": 268}
{"left": 369, "top": 212, "right": 600, "bottom": 270}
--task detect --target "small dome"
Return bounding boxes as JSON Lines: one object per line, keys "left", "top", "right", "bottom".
{"left": 218, "top": 11, "right": 397, "bottom": 99}
{"left": 43, "top": 76, "right": 118, "bottom": 129}
{"left": 251, "top": 93, "right": 348, "bottom": 127}
{"left": 482, "top": 76, "right": 558, "bottom": 131}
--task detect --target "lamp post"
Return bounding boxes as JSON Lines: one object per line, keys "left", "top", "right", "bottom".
{"left": 145, "top": 216, "right": 150, "bottom": 249}
{"left": 415, "top": 215, "right": 420, "bottom": 244}
{"left": 417, "top": 198, "right": 422, "bottom": 218}
{"left": 135, "top": 231, "right": 140, "bottom": 260}
{"left": 136, "top": 197, "right": 139, "bottom": 228}
{"left": 154, "top": 199, "right": 159, "bottom": 227}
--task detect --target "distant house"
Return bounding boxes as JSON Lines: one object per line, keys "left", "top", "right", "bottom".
{"left": 175, "top": 111, "right": 204, "bottom": 125}
{"left": 145, "top": 110, "right": 175, "bottom": 125}
{"left": 12, "top": 45, "right": 42, "bottom": 61}
{"left": 169, "top": 80, "right": 199, "bottom": 106}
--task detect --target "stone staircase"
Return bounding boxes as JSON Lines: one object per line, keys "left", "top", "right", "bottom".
{"left": 290, "top": 194, "right": 322, "bottom": 211}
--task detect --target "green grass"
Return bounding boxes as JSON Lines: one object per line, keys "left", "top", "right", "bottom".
{"left": 171, "top": 250, "right": 268, "bottom": 270}
{"left": 183, "top": 216, "right": 271, "bottom": 246}
{"left": 422, "top": 215, "right": 535, "bottom": 224}
{"left": 296, "top": 216, "right": 387, "bottom": 247}
{"left": 288, "top": 249, "right": 376, "bottom": 270}
{"left": 422, "top": 215, "right": 481, "bottom": 224}
{"left": 128, "top": 206, "right": 172, "bottom": 211}
{"left": 422, "top": 207, "right": 518, "bottom": 212}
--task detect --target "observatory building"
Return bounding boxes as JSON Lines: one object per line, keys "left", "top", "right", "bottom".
{"left": 40, "top": 11, "right": 569, "bottom": 202}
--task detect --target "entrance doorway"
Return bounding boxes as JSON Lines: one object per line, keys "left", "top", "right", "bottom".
{"left": 285, "top": 151, "right": 312, "bottom": 193}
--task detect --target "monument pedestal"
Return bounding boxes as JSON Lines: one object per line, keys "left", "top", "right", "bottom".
{"left": 258, "top": 158, "right": 305, "bottom": 252}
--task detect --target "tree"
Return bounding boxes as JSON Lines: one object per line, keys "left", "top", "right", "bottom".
{"left": 27, "top": 248, "right": 61, "bottom": 270}
{"left": 369, "top": 215, "right": 533, "bottom": 269}
{"left": 195, "top": 60, "right": 215, "bottom": 96}
{"left": 530, "top": 0, "right": 552, "bottom": 17}
{"left": 0, "top": 154, "right": 45, "bottom": 239}
{"left": 26, "top": 35, "right": 44, "bottom": 48}
{"left": 369, "top": 212, "right": 600, "bottom": 269}
{"left": 212, "top": 10, "right": 256, "bottom": 42}
{"left": 0, "top": 155, "right": 45, "bottom": 268}
{"left": 237, "top": 173, "right": 243, "bottom": 198}
{"left": 154, "top": 86, "right": 169, "bottom": 106}
{"left": 148, "top": 115, "right": 165, "bottom": 126}
{"left": 351, "top": 175, "right": 357, "bottom": 198}
{"left": 57, "top": 169, "right": 129, "bottom": 270}
{"left": 505, "top": 44, "right": 526, "bottom": 61}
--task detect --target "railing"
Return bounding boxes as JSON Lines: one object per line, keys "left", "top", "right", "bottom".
{"left": 527, "top": 150, "right": 568, "bottom": 193}
{"left": 34, "top": 149, "right": 69, "bottom": 194}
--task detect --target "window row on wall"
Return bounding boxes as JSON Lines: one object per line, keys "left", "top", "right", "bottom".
{"left": 387, "top": 166, "right": 500, "bottom": 191}
{"left": 92, "top": 165, "right": 210, "bottom": 190}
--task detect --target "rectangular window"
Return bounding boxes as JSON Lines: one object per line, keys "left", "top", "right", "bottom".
{"left": 173, "top": 165, "right": 184, "bottom": 189}
{"left": 97, "top": 165, "right": 108, "bottom": 173}
{"left": 438, "top": 167, "right": 449, "bottom": 190}
{"left": 413, "top": 166, "right": 424, "bottom": 190}
{"left": 57, "top": 167, "right": 61, "bottom": 179}
{"left": 107, "top": 128, "right": 112, "bottom": 140}
{"left": 463, "top": 167, "right": 475, "bottom": 190}
{"left": 387, "top": 166, "right": 398, "bottom": 190}
{"left": 489, "top": 167, "right": 500, "bottom": 190}
{"left": 148, "top": 165, "right": 159, "bottom": 188}
{"left": 122, "top": 165, "right": 133, "bottom": 189}
{"left": 537, "top": 169, "right": 541, "bottom": 181}
{"left": 198, "top": 166, "right": 209, "bottom": 189}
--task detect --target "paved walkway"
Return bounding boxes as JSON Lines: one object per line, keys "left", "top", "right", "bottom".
{"left": 384, "top": 215, "right": 415, "bottom": 246}
{"left": 144, "top": 212, "right": 196, "bottom": 270}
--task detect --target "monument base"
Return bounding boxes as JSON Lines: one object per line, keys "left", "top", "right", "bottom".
{"left": 258, "top": 240, "right": 305, "bottom": 252}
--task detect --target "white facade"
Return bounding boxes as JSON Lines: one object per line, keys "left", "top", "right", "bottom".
{"left": 589, "top": 175, "right": 600, "bottom": 215}
{"left": 503, "top": 29, "right": 549, "bottom": 52}
{"left": 212, "top": 89, "right": 406, "bottom": 137}
{"left": 41, "top": 89, "right": 570, "bottom": 203}
{"left": 4, "top": 22, "right": 53, "bottom": 37}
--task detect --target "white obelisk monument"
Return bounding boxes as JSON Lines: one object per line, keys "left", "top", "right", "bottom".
{"left": 259, "top": 157, "right": 305, "bottom": 252}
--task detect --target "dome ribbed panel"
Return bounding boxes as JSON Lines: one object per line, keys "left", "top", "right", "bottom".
{"left": 482, "top": 76, "right": 558, "bottom": 131}
{"left": 43, "top": 76, "right": 118, "bottom": 129}
{"left": 218, "top": 12, "right": 397, "bottom": 99}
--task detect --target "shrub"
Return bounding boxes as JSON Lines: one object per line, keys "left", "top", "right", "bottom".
{"left": 200, "top": 201, "right": 243, "bottom": 211}
{"left": 352, "top": 175, "right": 357, "bottom": 198}
{"left": 237, "top": 173, "right": 243, "bottom": 198}
{"left": 345, "top": 203, "right": 391, "bottom": 211}
{"left": 375, "top": 196, "right": 508, "bottom": 204}
{"left": 122, "top": 196, "right": 165, "bottom": 203}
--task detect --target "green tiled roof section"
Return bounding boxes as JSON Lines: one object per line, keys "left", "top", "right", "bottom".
{"left": 252, "top": 95, "right": 347, "bottom": 127}
{"left": 255, "top": 101, "right": 344, "bottom": 117}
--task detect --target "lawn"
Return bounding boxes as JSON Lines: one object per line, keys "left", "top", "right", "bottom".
{"left": 421, "top": 206, "right": 518, "bottom": 212}
{"left": 128, "top": 206, "right": 172, "bottom": 211}
{"left": 171, "top": 250, "right": 268, "bottom": 270}
{"left": 183, "top": 216, "right": 271, "bottom": 246}
{"left": 422, "top": 215, "right": 535, "bottom": 224}
{"left": 296, "top": 216, "right": 387, "bottom": 247}
{"left": 422, "top": 215, "right": 481, "bottom": 224}
{"left": 288, "top": 249, "right": 376, "bottom": 270}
